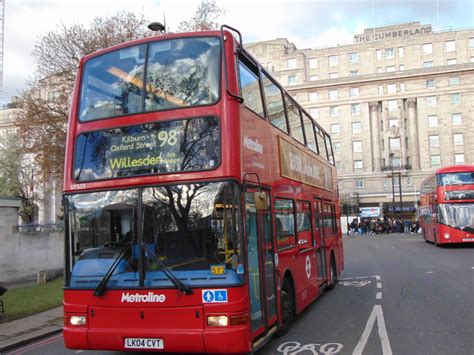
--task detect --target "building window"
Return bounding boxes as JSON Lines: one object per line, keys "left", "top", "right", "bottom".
{"left": 329, "top": 106, "right": 339, "bottom": 117}
{"left": 309, "top": 107, "right": 318, "bottom": 118}
{"left": 445, "top": 40, "right": 456, "bottom": 52}
{"left": 451, "top": 113, "right": 462, "bottom": 125}
{"left": 471, "top": 56, "right": 474, "bottom": 63}
{"left": 389, "top": 119, "right": 399, "bottom": 127}
{"left": 387, "top": 84, "right": 397, "bottom": 94}
{"left": 377, "top": 67, "right": 383, "bottom": 73}
{"left": 423, "top": 61, "right": 433, "bottom": 68}
{"left": 429, "top": 135, "right": 440, "bottom": 147}
{"left": 385, "top": 48, "right": 394, "bottom": 59}
{"left": 309, "top": 92, "right": 318, "bottom": 102}
{"left": 447, "top": 58, "right": 457, "bottom": 65}
{"left": 448, "top": 76, "right": 460, "bottom": 86}
{"left": 407, "top": 176, "right": 412, "bottom": 187}
{"left": 355, "top": 180, "right": 364, "bottom": 189}
{"left": 350, "top": 70, "right": 359, "bottom": 76}
{"left": 427, "top": 96, "right": 437, "bottom": 108}
{"left": 376, "top": 49, "right": 382, "bottom": 60}
{"left": 389, "top": 137, "right": 401, "bottom": 151}
{"left": 309, "top": 58, "right": 318, "bottom": 69}
{"left": 428, "top": 115, "right": 438, "bottom": 127}
{"left": 386, "top": 66, "right": 396, "bottom": 72}
{"left": 288, "top": 75, "right": 296, "bottom": 86}
{"left": 453, "top": 133, "right": 464, "bottom": 145}
{"left": 333, "top": 142, "right": 341, "bottom": 153}
{"left": 267, "top": 62, "right": 274, "bottom": 72}
{"left": 288, "top": 58, "right": 297, "bottom": 69}
{"left": 422, "top": 43, "right": 433, "bottom": 55}
{"left": 399, "top": 64, "right": 405, "bottom": 71}
{"left": 388, "top": 100, "right": 398, "bottom": 112}
{"left": 392, "top": 157, "right": 401, "bottom": 167}
{"left": 349, "top": 52, "right": 359, "bottom": 63}
{"left": 400, "top": 83, "right": 406, "bottom": 92}
{"left": 378, "top": 85, "right": 384, "bottom": 95}
{"left": 329, "top": 72, "right": 339, "bottom": 79}
{"left": 431, "top": 155, "right": 441, "bottom": 166}
{"left": 329, "top": 55, "right": 338, "bottom": 66}
{"left": 309, "top": 75, "right": 318, "bottom": 81}
{"left": 454, "top": 154, "right": 465, "bottom": 164}
{"left": 351, "top": 103, "right": 360, "bottom": 115}
{"left": 350, "top": 87, "right": 359, "bottom": 97}
{"left": 451, "top": 93, "right": 461, "bottom": 105}
{"left": 335, "top": 161, "right": 342, "bottom": 170}
{"left": 330, "top": 123, "right": 340, "bottom": 134}
{"left": 353, "top": 141, "right": 362, "bottom": 153}
{"left": 354, "top": 160, "right": 363, "bottom": 170}
{"left": 426, "top": 79, "right": 436, "bottom": 88}
{"left": 352, "top": 122, "right": 362, "bottom": 134}
{"left": 383, "top": 178, "right": 388, "bottom": 190}
{"left": 329, "top": 90, "right": 338, "bottom": 100}
{"left": 470, "top": 38, "right": 474, "bottom": 48}
{"left": 398, "top": 47, "right": 404, "bottom": 58}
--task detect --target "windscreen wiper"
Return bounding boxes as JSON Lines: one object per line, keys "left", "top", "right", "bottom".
{"left": 141, "top": 242, "right": 193, "bottom": 295}
{"left": 94, "top": 242, "right": 131, "bottom": 297}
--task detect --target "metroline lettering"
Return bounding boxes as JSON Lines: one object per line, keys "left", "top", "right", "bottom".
{"left": 121, "top": 292, "right": 166, "bottom": 303}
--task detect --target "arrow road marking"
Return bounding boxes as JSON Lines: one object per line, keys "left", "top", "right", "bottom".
{"left": 353, "top": 305, "right": 392, "bottom": 355}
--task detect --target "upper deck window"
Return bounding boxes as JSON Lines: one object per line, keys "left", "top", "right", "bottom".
{"left": 79, "top": 37, "right": 221, "bottom": 122}
{"left": 262, "top": 73, "right": 287, "bottom": 133}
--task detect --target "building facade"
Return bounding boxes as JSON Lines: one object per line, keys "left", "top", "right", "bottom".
{"left": 245, "top": 22, "right": 474, "bottom": 217}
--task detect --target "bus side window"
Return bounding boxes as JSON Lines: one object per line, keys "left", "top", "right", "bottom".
{"left": 262, "top": 73, "right": 288, "bottom": 133}
{"left": 238, "top": 56, "right": 265, "bottom": 118}
{"left": 275, "top": 198, "right": 296, "bottom": 250}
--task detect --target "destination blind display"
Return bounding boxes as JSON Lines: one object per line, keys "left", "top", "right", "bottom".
{"left": 73, "top": 116, "right": 220, "bottom": 181}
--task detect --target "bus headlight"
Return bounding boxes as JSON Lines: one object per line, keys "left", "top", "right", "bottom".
{"left": 207, "top": 315, "right": 228, "bottom": 326}
{"left": 443, "top": 233, "right": 450, "bottom": 240}
{"left": 69, "top": 315, "right": 87, "bottom": 326}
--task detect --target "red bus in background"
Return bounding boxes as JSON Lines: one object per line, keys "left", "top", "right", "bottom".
{"left": 419, "top": 165, "right": 474, "bottom": 246}
{"left": 62, "top": 25, "right": 343, "bottom": 353}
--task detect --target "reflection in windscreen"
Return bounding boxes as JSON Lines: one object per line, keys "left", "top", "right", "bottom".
{"left": 79, "top": 37, "right": 221, "bottom": 121}
{"left": 438, "top": 203, "right": 474, "bottom": 231}
{"left": 141, "top": 182, "right": 242, "bottom": 275}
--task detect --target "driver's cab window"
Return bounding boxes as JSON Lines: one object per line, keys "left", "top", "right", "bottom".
{"left": 275, "top": 198, "right": 296, "bottom": 250}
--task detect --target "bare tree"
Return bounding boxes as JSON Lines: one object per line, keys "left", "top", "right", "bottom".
{"left": 16, "top": 11, "right": 152, "bottom": 181}
{"left": 177, "top": 0, "right": 225, "bottom": 32}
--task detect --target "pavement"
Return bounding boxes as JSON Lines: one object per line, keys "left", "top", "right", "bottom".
{"left": 0, "top": 306, "right": 63, "bottom": 353}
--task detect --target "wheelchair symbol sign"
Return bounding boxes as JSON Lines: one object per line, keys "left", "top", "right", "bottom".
{"left": 202, "top": 289, "right": 228, "bottom": 303}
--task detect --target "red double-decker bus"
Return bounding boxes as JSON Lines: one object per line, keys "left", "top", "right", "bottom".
{"left": 419, "top": 165, "right": 474, "bottom": 246}
{"left": 63, "top": 25, "right": 343, "bottom": 353}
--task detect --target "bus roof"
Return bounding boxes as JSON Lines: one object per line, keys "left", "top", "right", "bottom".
{"left": 434, "top": 165, "right": 474, "bottom": 174}
{"left": 80, "top": 29, "right": 223, "bottom": 63}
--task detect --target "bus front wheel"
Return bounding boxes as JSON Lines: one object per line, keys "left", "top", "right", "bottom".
{"left": 327, "top": 257, "right": 337, "bottom": 290}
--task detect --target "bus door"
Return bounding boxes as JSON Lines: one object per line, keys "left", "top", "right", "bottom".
{"left": 244, "top": 189, "right": 277, "bottom": 334}
{"left": 314, "top": 198, "right": 327, "bottom": 286}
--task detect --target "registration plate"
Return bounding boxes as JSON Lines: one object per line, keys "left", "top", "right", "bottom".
{"left": 124, "top": 338, "right": 164, "bottom": 349}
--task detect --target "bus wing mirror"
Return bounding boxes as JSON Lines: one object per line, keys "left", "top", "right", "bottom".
{"left": 254, "top": 191, "right": 268, "bottom": 210}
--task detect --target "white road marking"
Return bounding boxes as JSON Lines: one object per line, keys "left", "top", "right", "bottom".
{"left": 339, "top": 277, "right": 356, "bottom": 281}
{"left": 425, "top": 271, "right": 433, "bottom": 274}
{"left": 376, "top": 292, "right": 382, "bottom": 300}
{"left": 352, "top": 305, "right": 392, "bottom": 355}
{"left": 356, "top": 276, "right": 368, "bottom": 279}
{"left": 377, "top": 282, "right": 382, "bottom": 289}
{"left": 371, "top": 275, "right": 381, "bottom": 281}
{"left": 341, "top": 280, "right": 372, "bottom": 287}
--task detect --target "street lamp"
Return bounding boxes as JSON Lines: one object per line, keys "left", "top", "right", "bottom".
{"left": 389, "top": 153, "right": 395, "bottom": 216}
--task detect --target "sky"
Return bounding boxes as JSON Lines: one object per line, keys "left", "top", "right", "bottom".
{"left": 2, "top": 0, "right": 474, "bottom": 104}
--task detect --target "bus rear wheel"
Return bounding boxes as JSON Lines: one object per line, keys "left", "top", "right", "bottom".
{"left": 327, "top": 257, "right": 337, "bottom": 290}
{"left": 277, "top": 279, "right": 294, "bottom": 336}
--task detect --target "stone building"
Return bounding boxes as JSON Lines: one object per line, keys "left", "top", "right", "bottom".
{"left": 245, "top": 22, "right": 474, "bottom": 217}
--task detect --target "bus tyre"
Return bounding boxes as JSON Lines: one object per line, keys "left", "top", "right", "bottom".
{"left": 434, "top": 232, "right": 439, "bottom": 247}
{"left": 277, "top": 279, "right": 294, "bottom": 336}
{"left": 327, "top": 257, "right": 337, "bottom": 290}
